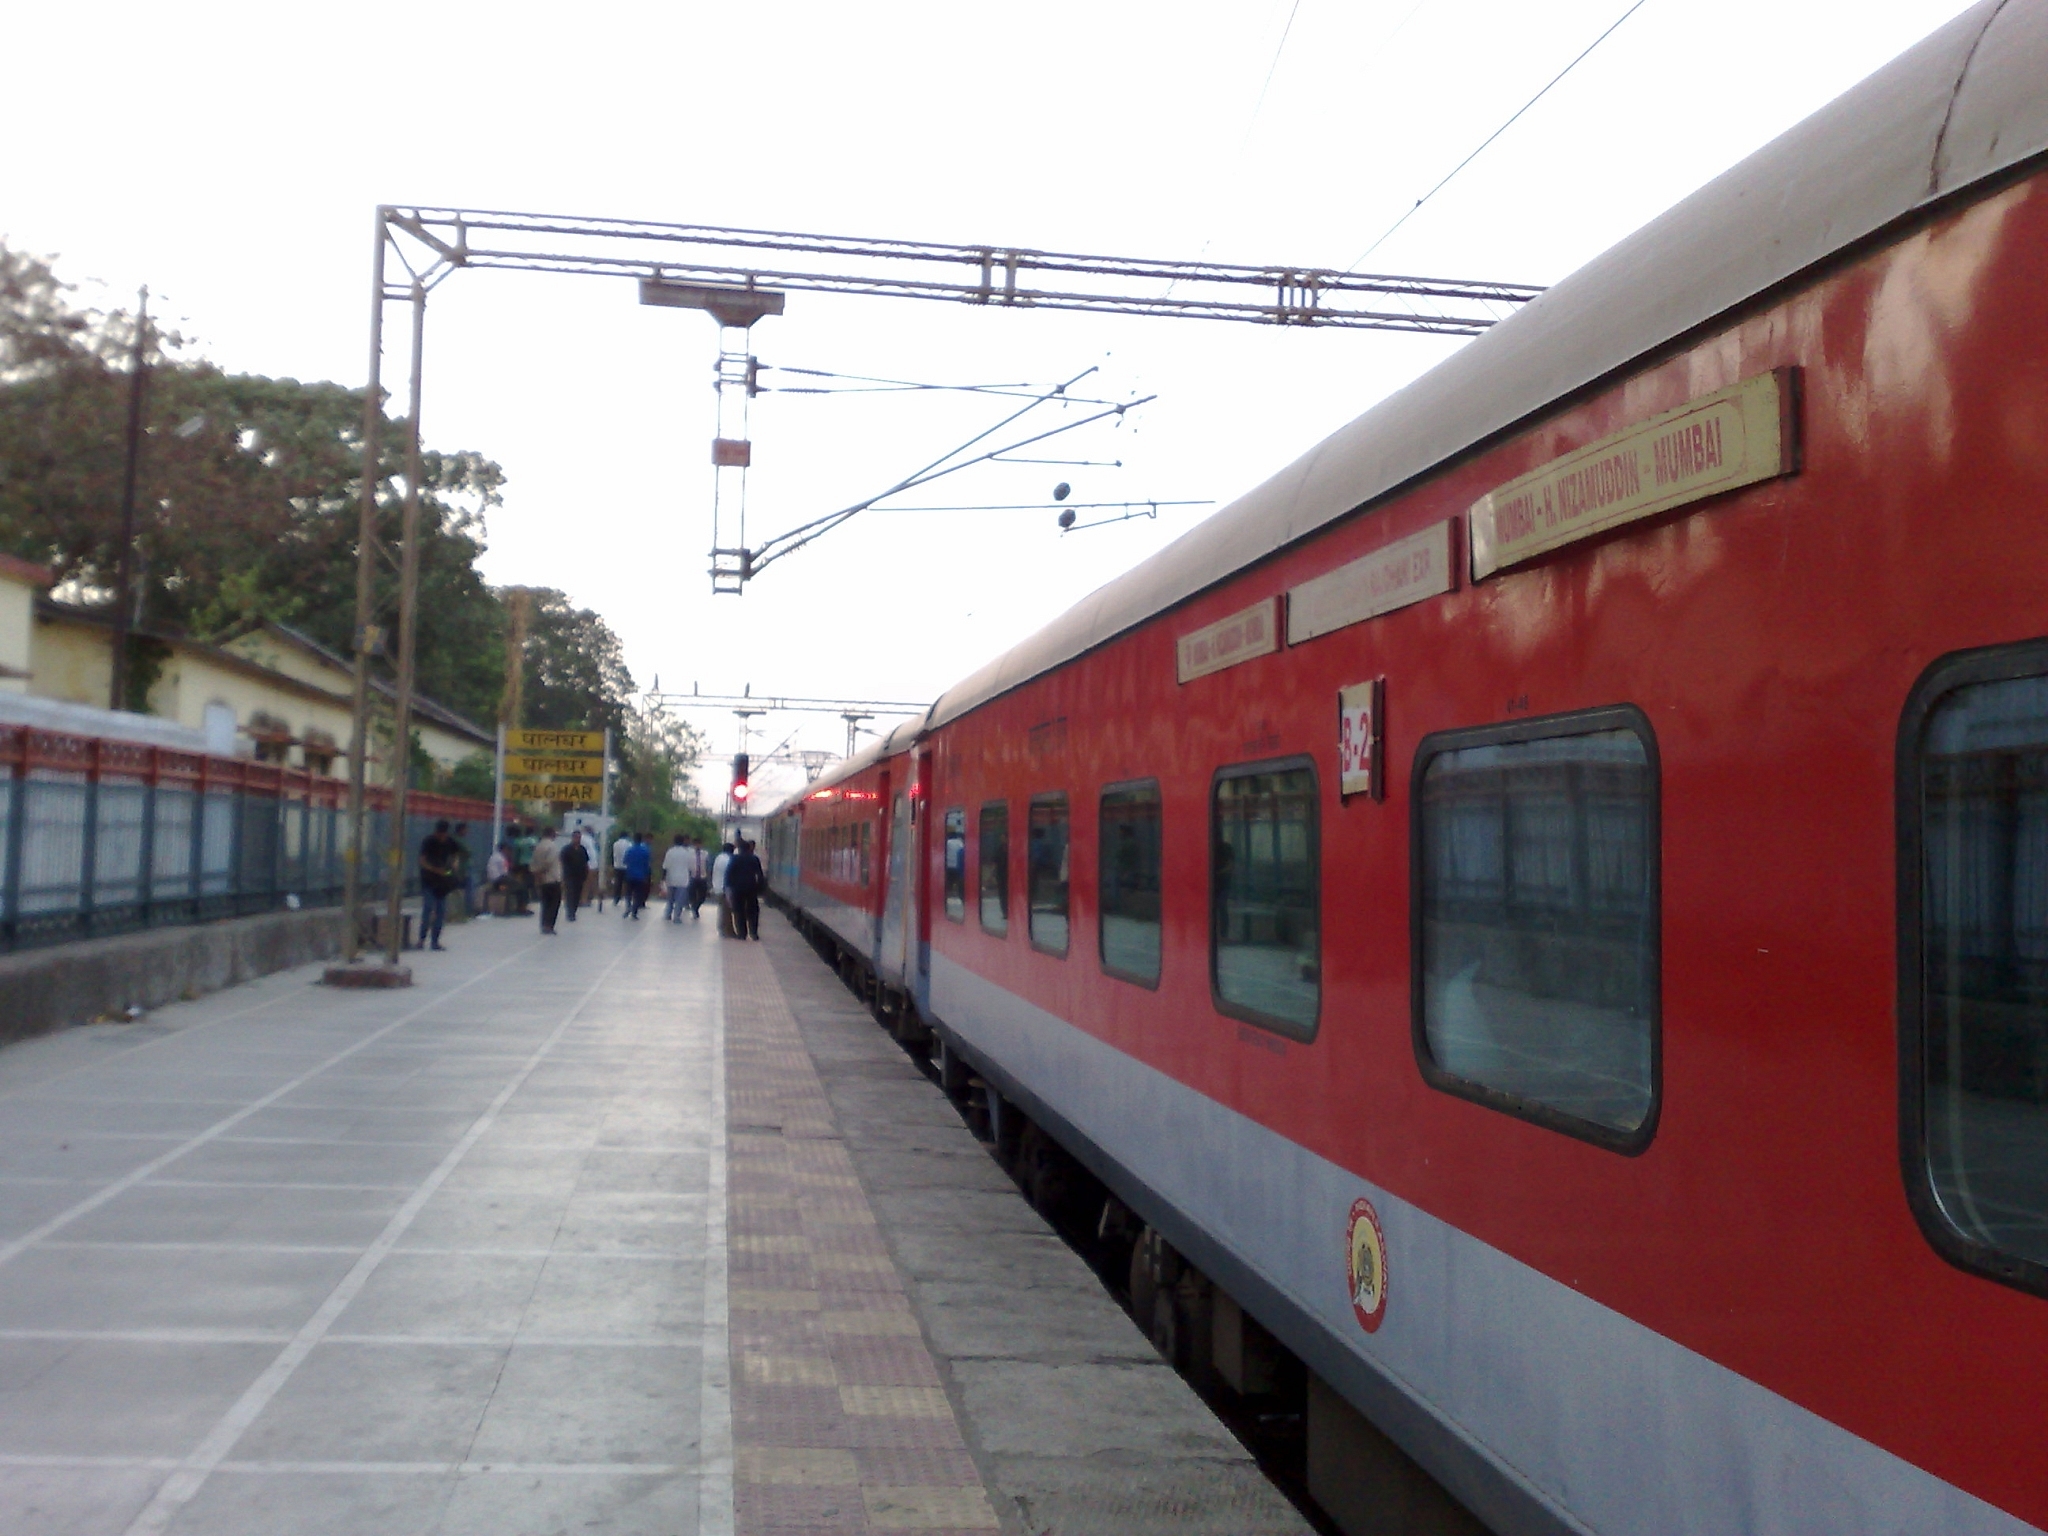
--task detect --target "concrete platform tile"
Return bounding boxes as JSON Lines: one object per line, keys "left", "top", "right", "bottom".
{"left": 63, "top": 1180, "right": 409, "bottom": 1247}
{"left": 733, "top": 1398, "right": 850, "bottom": 1449}
{"left": 520, "top": 1255, "right": 704, "bottom": 1340}
{"left": 837, "top": 1414, "right": 968, "bottom": 1452}
{"left": 735, "top": 1479, "right": 866, "bottom": 1531}
{"left": 233, "top": 1340, "right": 510, "bottom": 1461}
{"left": 465, "top": 1341, "right": 701, "bottom": 1466}
{"left": 825, "top": 1340, "right": 942, "bottom": 1389}
{"left": 330, "top": 1251, "right": 547, "bottom": 1339}
{"left": 736, "top": 1445, "right": 859, "bottom": 1485}
{"left": 861, "top": 1484, "right": 1000, "bottom": 1531}
{"left": 742, "top": 1353, "right": 838, "bottom": 1387}
{"left": 0, "top": 1464, "right": 165, "bottom": 1536}
{"left": 837, "top": 1386, "right": 951, "bottom": 1419}
{"left": 0, "top": 1245, "right": 357, "bottom": 1334}
{"left": 731, "top": 1288, "right": 821, "bottom": 1313}
{"left": 851, "top": 1446, "right": 983, "bottom": 1487}
{"left": 819, "top": 1310, "right": 922, "bottom": 1338}
{"left": 396, "top": 1191, "right": 572, "bottom": 1252}
{"left": 0, "top": 1338, "right": 279, "bottom": 1456}
{"left": 0, "top": 1130, "right": 185, "bottom": 1181}
{"left": 435, "top": 1465, "right": 701, "bottom": 1536}
{"left": 167, "top": 1135, "right": 453, "bottom": 1188}
{"left": 951, "top": 1359, "right": 1242, "bottom": 1460}
{"left": 160, "top": 1468, "right": 450, "bottom": 1536}
{"left": 907, "top": 1281, "right": 1156, "bottom": 1364}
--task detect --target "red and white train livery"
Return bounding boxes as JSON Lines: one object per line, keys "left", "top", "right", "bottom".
{"left": 768, "top": 6, "right": 2048, "bottom": 1531}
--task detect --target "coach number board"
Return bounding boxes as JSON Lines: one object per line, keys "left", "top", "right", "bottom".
{"left": 1467, "top": 369, "right": 1798, "bottom": 580}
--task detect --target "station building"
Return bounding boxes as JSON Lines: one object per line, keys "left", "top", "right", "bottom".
{"left": 0, "top": 552, "right": 492, "bottom": 777}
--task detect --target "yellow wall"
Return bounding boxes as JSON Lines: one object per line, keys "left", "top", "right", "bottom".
{"left": 26, "top": 614, "right": 489, "bottom": 779}
{"left": 29, "top": 619, "right": 114, "bottom": 709}
{"left": 0, "top": 575, "right": 36, "bottom": 693}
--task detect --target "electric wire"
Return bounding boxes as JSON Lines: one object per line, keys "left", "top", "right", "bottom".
{"left": 1346, "top": 0, "right": 1653, "bottom": 271}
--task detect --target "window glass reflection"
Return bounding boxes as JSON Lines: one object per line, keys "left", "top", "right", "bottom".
{"left": 1212, "top": 766, "right": 1318, "bottom": 1032}
{"left": 1101, "top": 782, "right": 1162, "bottom": 985}
{"left": 1921, "top": 673, "right": 2048, "bottom": 1269}
{"left": 1418, "top": 726, "right": 1656, "bottom": 1136}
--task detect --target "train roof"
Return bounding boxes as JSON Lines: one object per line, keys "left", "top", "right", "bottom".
{"left": 759, "top": 715, "right": 924, "bottom": 816}
{"left": 925, "top": 0, "right": 2048, "bottom": 733}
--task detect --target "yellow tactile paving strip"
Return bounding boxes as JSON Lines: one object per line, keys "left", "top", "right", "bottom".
{"left": 723, "top": 946, "right": 1002, "bottom": 1535}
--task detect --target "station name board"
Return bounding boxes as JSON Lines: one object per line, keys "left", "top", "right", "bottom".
{"left": 509, "top": 728, "right": 603, "bottom": 753}
{"left": 503, "top": 777, "right": 602, "bottom": 804}
{"left": 504, "top": 754, "right": 603, "bottom": 779}
{"left": 1468, "top": 369, "right": 1798, "bottom": 580}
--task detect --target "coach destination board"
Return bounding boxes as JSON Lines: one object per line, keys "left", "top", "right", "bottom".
{"left": 1288, "top": 519, "right": 1457, "bottom": 645}
{"left": 1177, "top": 598, "right": 1279, "bottom": 683}
{"left": 1468, "top": 369, "right": 1799, "bottom": 580}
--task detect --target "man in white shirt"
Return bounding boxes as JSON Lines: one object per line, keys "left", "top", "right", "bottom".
{"left": 710, "top": 842, "right": 735, "bottom": 937}
{"left": 660, "top": 833, "right": 695, "bottom": 923}
{"left": 686, "top": 839, "right": 710, "bottom": 918}
{"left": 611, "top": 833, "right": 633, "bottom": 917}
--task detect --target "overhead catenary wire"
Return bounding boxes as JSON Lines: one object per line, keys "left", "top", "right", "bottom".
{"left": 757, "top": 364, "right": 1130, "bottom": 405}
{"left": 1346, "top": 0, "right": 1654, "bottom": 271}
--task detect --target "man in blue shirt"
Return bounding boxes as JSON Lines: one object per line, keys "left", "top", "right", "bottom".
{"left": 724, "top": 838, "right": 765, "bottom": 941}
{"left": 623, "top": 832, "right": 654, "bottom": 920}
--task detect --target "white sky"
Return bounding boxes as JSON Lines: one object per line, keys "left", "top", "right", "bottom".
{"left": 4, "top": 0, "right": 1976, "bottom": 807}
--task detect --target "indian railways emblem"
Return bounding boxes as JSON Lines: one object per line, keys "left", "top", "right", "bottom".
{"left": 1346, "top": 1198, "right": 1388, "bottom": 1333}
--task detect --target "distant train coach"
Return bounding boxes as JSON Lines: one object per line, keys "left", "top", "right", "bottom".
{"left": 766, "top": 5, "right": 2048, "bottom": 1532}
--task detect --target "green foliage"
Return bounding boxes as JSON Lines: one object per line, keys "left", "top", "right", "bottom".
{"left": 0, "top": 242, "right": 509, "bottom": 728}
{"left": 446, "top": 751, "right": 497, "bottom": 801}
{"left": 514, "top": 587, "right": 636, "bottom": 740}
{"left": 1, "top": 244, "right": 656, "bottom": 778}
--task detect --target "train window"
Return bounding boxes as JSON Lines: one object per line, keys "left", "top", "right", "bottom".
{"left": 979, "top": 801, "right": 1009, "bottom": 936}
{"left": 1028, "top": 794, "right": 1070, "bottom": 956}
{"left": 1413, "top": 707, "right": 1659, "bottom": 1151}
{"left": 1212, "top": 759, "right": 1319, "bottom": 1038}
{"left": 1901, "top": 645, "right": 2048, "bottom": 1297}
{"left": 1100, "top": 780, "right": 1162, "bottom": 987}
{"left": 943, "top": 808, "right": 966, "bottom": 922}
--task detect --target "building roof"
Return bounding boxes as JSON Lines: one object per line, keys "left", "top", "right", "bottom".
{"left": 923, "top": 0, "right": 2048, "bottom": 733}
{"left": 32, "top": 602, "right": 495, "bottom": 751}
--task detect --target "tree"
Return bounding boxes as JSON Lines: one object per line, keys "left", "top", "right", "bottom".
{"left": 513, "top": 587, "right": 635, "bottom": 740}
{"left": 0, "top": 241, "right": 509, "bottom": 728}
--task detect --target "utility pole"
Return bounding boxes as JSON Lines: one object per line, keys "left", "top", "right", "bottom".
{"left": 380, "top": 283, "right": 429, "bottom": 967}
{"left": 108, "top": 288, "right": 149, "bottom": 713}
{"left": 339, "top": 217, "right": 388, "bottom": 966}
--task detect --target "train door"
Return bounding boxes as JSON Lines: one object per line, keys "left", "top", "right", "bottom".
{"left": 913, "top": 746, "right": 933, "bottom": 989}
{"left": 880, "top": 782, "right": 913, "bottom": 984}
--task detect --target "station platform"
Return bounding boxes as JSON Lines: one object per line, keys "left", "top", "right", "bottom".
{"left": 0, "top": 901, "right": 1313, "bottom": 1535}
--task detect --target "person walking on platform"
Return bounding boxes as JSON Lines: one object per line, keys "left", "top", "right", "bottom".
{"left": 513, "top": 824, "right": 538, "bottom": 914}
{"left": 418, "top": 819, "right": 461, "bottom": 951}
{"left": 532, "top": 825, "right": 564, "bottom": 935}
{"left": 612, "top": 830, "right": 634, "bottom": 915}
{"left": 623, "top": 831, "right": 654, "bottom": 919}
{"left": 452, "top": 821, "right": 476, "bottom": 918}
{"left": 687, "top": 838, "right": 710, "bottom": 919}
{"left": 725, "top": 837, "right": 765, "bottom": 941}
{"left": 661, "top": 833, "right": 694, "bottom": 922}
{"left": 711, "top": 841, "right": 735, "bottom": 936}
{"left": 561, "top": 829, "right": 591, "bottom": 922}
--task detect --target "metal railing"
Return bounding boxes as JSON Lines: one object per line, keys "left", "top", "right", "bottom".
{"left": 0, "top": 725, "right": 496, "bottom": 954}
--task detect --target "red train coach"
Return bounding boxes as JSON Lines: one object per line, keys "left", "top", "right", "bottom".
{"left": 769, "top": 5, "right": 2048, "bottom": 1531}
